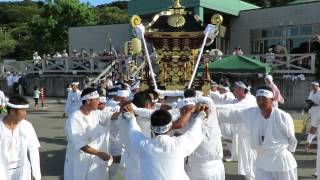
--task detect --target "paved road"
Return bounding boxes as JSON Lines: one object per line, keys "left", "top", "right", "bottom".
{"left": 22, "top": 98, "right": 317, "bottom": 180}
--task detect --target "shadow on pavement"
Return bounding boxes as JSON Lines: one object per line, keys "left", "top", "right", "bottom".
{"left": 226, "top": 174, "right": 246, "bottom": 180}
{"left": 40, "top": 149, "right": 65, "bottom": 179}
{"left": 39, "top": 136, "right": 67, "bottom": 146}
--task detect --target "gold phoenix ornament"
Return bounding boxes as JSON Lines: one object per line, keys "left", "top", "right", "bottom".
{"left": 131, "top": 15, "right": 142, "bottom": 28}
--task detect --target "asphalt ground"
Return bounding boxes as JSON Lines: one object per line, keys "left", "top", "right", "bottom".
{"left": 13, "top": 98, "right": 317, "bottom": 180}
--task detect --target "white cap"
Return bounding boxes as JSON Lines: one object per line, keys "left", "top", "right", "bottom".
{"left": 177, "top": 98, "right": 195, "bottom": 109}
{"left": 265, "top": 75, "right": 273, "bottom": 82}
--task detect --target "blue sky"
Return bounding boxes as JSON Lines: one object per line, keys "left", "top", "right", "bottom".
{"left": 0, "top": 0, "right": 115, "bottom": 6}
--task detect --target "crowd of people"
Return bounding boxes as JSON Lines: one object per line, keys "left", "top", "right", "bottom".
{"left": 1, "top": 73, "right": 320, "bottom": 180}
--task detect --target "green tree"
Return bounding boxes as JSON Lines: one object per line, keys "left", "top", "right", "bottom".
{"left": 29, "top": 0, "right": 98, "bottom": 54}
{"left": 97, "top": 6, "right": 129, "bottom": 25}
{"left": 0, "top": 33, "right": 17, "bottom": 60}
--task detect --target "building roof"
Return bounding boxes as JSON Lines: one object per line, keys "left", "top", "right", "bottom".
{"left": 288, "top": 0, "right": 320, "bottom": 4}
{"left": 128, "top": 0, "right": 260, "bottom": 16}
{"left": 198, "top": 55, "right": 272, "bottom": 74}
{"left": 147, "top": 12, "right": 204, "bottom": 32}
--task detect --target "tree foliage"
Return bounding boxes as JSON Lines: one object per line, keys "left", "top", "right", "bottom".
{"left": 0, "top": 33, "right": 17, "bottom": 60}
{"left": 29, "top": 0, "right": 98, "bottom": 54}
{"left": 97, "top": 6, "right": 129, "bottom": 25}
{"left": 0, "top": 0, "right": 129, "bottom": 60}
{"left": 0, "top": 0, "right": 302, "bottom": 60}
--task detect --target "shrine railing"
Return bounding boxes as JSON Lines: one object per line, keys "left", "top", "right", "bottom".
{"left": 247, "top": 53, "right": 316, "bottom": 74}
{"left": 2, "top": 56, "right": 117, "bottom": 75}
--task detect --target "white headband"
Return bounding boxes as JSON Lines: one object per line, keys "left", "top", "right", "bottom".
{"left": 150, "top": 122, "right": 172, "bottom": 134}
{"left": 256, "top": 89, "right": 273, "bottom": 98}
{"left": 218, "top": 85, "right": 229, "bottom": 91}
{"left": 117, "top": 90, "right": 130, "bottom": 98}
{"left": 6, "top": 102, "right": 29, "bottom": 109}
{"left": 311, "top": 81, "right": 319, "bottom": 86}
{"left": 235, "top": 81, "right": 248, "bottom": 90}
{"left": 71, "top": 82, "right": 79, "bottom": 86}
{"left": 108, "top": 91, "right": 118, "bottom": 96}
{"left": 99, "top": 96, "right": 107, "bottom": 103}
{"left": 177, "top": 98, "right": 196, "bottom": 109}
{"left": 81, "top": 91, "right": 99, "bottom": 100}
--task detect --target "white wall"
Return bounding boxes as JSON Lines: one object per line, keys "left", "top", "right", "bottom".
{"left": 68, "top": 23, "right": 131, "bottom": 54}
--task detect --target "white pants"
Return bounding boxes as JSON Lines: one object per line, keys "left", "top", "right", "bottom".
{"left": 186, "top": 159, "right": 225, "bottom": 180}
{"left": 255, "top": 167, "right": 297, "bottom": 180}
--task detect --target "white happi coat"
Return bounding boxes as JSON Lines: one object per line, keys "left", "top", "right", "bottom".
{"left": 0, "top": 90, "right": 6, "bottom": 107}
{"left": 0, "top": 119, "right": 41, "bottom": 180}
{"left": 218, "top": 107, "right": 297, "bottom": 179}
{"left": 214, "top": 91, "right": 235, "bottom": 140}
{"left": 127, "top": 111, "right": 204, "bottom": 180}
{"left": 185, "top": 96, "right": 225, "bottom": 180}
{"left": 218, "top": 94, "right": 257, "bottom": 179}
{"left": 64, "top": 89, "right": 82, "bottom": 116}
{"left": 118, "top": 106, "right": 180, "bottom": 180}
{"left": 64, "top": 109, "right": 112, "bottom": 180}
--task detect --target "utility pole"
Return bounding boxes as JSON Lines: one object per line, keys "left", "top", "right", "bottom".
{"left": 108, "top": 33, "right": 112, "bottom": 54}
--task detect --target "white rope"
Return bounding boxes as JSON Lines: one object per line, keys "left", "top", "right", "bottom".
{"left": 188, "top": 31, "right": 209, "bottom": 89}
{"left": 141, "top": 36, "right": 158, "bottom": 89}
{"left": 188, "top": 24, "right": 218, "bottom": 89}
{"left": 135, "top": 24, "right": 158, "bottom": 89}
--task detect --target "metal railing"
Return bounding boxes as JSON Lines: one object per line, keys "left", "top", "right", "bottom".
{"left": 248, "top": 53, "right": 316, "bottom": 74}
{"left": 2, "top": 56, "right": 116, "bottom": 75}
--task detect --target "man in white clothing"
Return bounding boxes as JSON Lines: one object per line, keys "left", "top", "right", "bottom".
{"left": 0, "top": 95, "right": 41, "bottom": 180}
{"left": 180, "top": 90, "right": 225, "bottom": 180}
{"left": 64, "top": 81, "right": 82, "bottom": 117}
{"left": 218, "top": 81, "right": 257, "bottom": 180}
{"left": 304, "top": 81, "right": 320, "bottom": 178}
{"left": 123, "top": 102, "right": 205, "bottom": 180}
{"left": 218, "top": 86, "right": 298, "bottom": 180}
{"left": 64, "top": 88, "right": 114, "bottom": 180}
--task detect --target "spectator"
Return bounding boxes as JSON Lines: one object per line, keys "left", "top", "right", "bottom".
{"left": 232, "top": 46, "right": 243, "bottom": 55}
{"left": 33, "top": 86, "right": 41, "bottom": 110}
{"left": 265, "top": 75, "right": 284, "bottom": 107}
{"left": 33, "top": 52, "right": 42, "bottom": 65}
{"left": 62, "top": 49, "right": 68, "bottom": 57}
{"left": 265, "top": 48, "right": 275, "bottom": 65}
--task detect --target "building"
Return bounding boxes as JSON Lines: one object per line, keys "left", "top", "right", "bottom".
{"left": 231, "top": 0, "right": 320, "bottom": 55}
{"left": 68, "top": 0, "right": 320, "bottom": 55}
{"left": 68, "top": 24, "right": 131, "bottom": 55}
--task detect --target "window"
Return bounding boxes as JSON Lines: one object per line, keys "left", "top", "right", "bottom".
{"left": 300, "top": 26, "right": 312, "bottom": 35}
{"left": 289, "top": 37, "right": 310, "bottom": 53}
{"left": 273, "top": 28, "right": 283, "bottom": 37}
{"left": 262, "top": 30, "right": 272, "bottom": 38}
{"left": 288, "top": 27, "right": 299, "bottom": 36}
{"left": 264, "top": 39, "right": 285, "bottom": 53}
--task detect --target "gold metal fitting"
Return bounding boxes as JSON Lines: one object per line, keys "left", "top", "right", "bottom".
{"left": 211, "top": 14, "right": 223, "bottom": 25}
{"left": 131, "top": 15, "right": 142, "bottom": 28}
